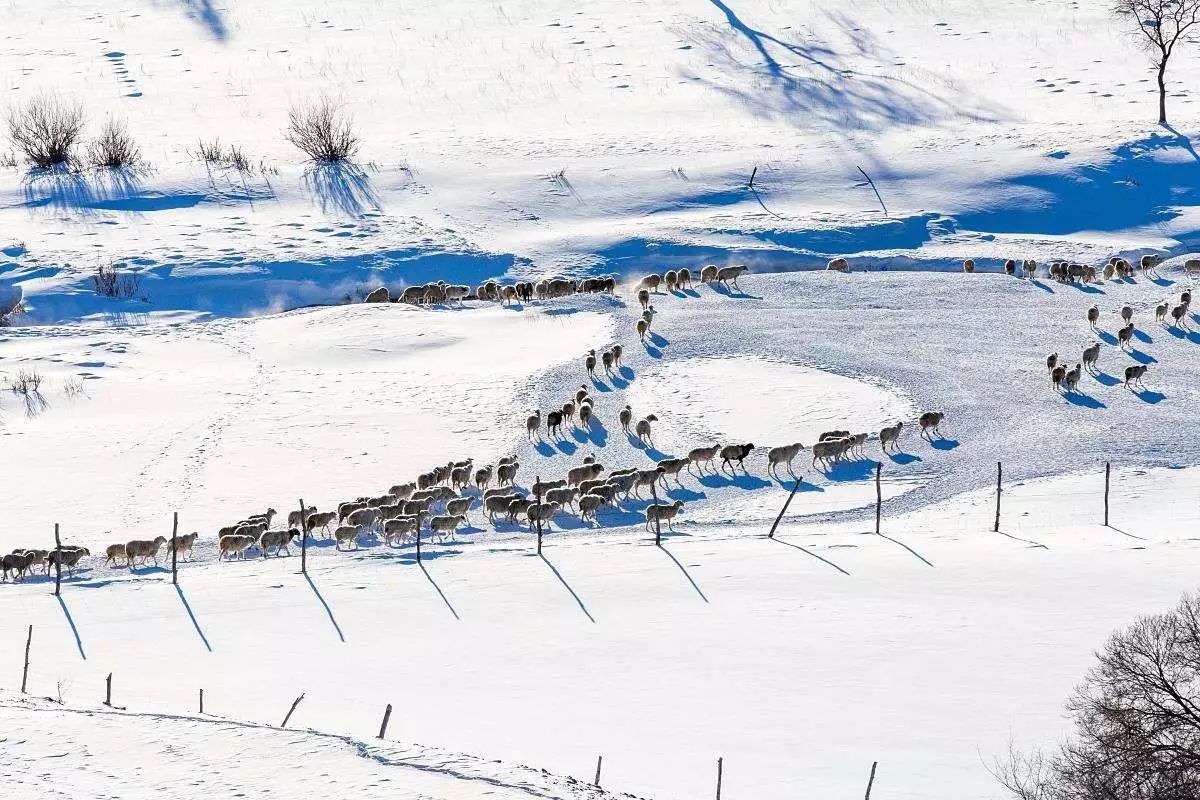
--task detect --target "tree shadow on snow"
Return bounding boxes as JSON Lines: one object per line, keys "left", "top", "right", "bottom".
{"left": 303, "top": 161, "right": 382, "bottom": 218}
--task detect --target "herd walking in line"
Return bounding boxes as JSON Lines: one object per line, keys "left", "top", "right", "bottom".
{"left": 5, "top": 251, "right": 1194, "bottom": 584}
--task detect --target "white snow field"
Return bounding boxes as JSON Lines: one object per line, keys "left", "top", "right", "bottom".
{"left": 3, "top": 0, "right": 1200, "bottom": 798}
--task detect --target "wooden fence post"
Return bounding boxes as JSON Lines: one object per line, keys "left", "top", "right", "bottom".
{"left": 298, "top": 498, "right": 308, "bottom": 574}
{"left": 1104, "top": 461, "right": 1111, "bottom": 526}
{"left": 21, "top": 624, "right": 32, "bottom": 694}
{"left": 594, "top": 755, "right": 603, "bottom": 787}
{"left": 716, "top": 756, "right": 723, "bottom": 800}
{"left": 864, "top": 760, "right": 878, "bottom": 800}
{"left": 280, "top": 692, "right": 305, "bottom": 728}
{"left": 993, "top": 461, "right": 1002, "bottom": 533}
{"left": 53, "top": 523, "right": 62, "bottom": 596}
{"left": 104, "top": 672, "right": 112, "bottom": 706}
{"left": 768, "top": 478, "right": 802, "bottom": 538}
{"left": 875, "top": 462, "right": 882, "bottom": 535}
{"left": 650, "top": 479, "right": 662, "bottom": 546}
{"left": 199, "top": 688, "right": 205, "bottom": 714}
{"left": 535, "top": 476, "right": 543, "bottom": 555}
{"left": 171, "top": 511, "right": 179, "bottom": 585}
{"left": 378, "top": 703, "right": 393, "bottom": 739}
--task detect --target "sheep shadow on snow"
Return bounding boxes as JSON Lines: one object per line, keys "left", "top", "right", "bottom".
{"left": 696, "top": 471, "right": 770, "bottom": 491}
{"left": 887, "top": 452, "right": 922, "bottom": 465}
{"left": 1132, "top": 388, "right": 1166, "bottom": 404}
{"left": 1092, "top": 371, "right": 1122, "bottom": 387}
{"left": 1028, "top": 280, "right": 1054, "bottom": 293}
{"left": 1165, "top": 326, "right": 1200, "bottom": 344}
{"left": 1132, "top": 329, "right": 1153, "bottom": 344}
{"left": 821, "top": 459, "right": 876, "bottom": 482}
{"left": 708, "top": 282, "right": 761, "bottom": 300}
{"left": 929, "top": 437, "right": 960, "bottom": 451}
{"left": 648, "top": 332, "right": 669, "bottom": 348}
{"left": 1063, "top": 389, "right": 1106, "bottom": 409}
{"left": 1128, "top": 348, "right": 1157, "bottom": 365}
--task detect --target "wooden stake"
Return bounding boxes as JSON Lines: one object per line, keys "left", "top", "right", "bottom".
{"left": 748, "top": 165, "right": 757, "bottom": 189}
{"left": 298, "top": 498, "right": 308, "bottom": 574}
{"left": 650, "top": 479, "right": 662, "bottom": 546}
{"left": 280, "top": 692, "right": 305, "bottom": 728}
{"left": 199, "top": 688, "right": 205, "bottom": 714}
{"left": 21, "top": 624, "right": 32, "bottom": 694}
{"left": 864, "top": 761, "right": 878, "bottom": 800}
{"left": 1104, "top": 461, "right": 1111, "bottom": 526}
{"left": 768, "top": 478, "right": 802, "bottom": 538}
{"left": 53, "top": 523, "right": 62, "bottom": 596}
{"left": 875, "top": 462, "right": 883, "bottom": 535}
{"left": 171, "top": 511, "right": 179, "bottom": 585}
{"left": 716, "top": 756, "right": 723, "bottom": 800}
{"left": 993, "top": 461, "right": 1002, "bottom": 533}
{"left": 594, "top": 755, "right": 603, "bottom": 787}
{"left": 535, "top": 475, "right": 543, "bottom": 555}
{"left": 378, "top": 703, "right": 393, "bottom": 739}
{"left": 104, "top": 672, "right": 112, "bottom": 706}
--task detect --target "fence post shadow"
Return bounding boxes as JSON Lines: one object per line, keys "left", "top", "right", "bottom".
{"left": 539, "top": 553, "right": 595, "bottom": 622}
{"left": 769, "top": 535, "right": 851, "bottom": 576}
{"left": 303, "top": 572, "right": 347, "bottom": 641}
{"left": 417, "top": 560, "right": 460, "bottom": 621}
{"left": 175, "top": 584, "right": 213, "bottom": 652}
{"left": 658, "top": 545, "right": 709, "bottom": 603}
{"left": 56, "top": 595, "right": 86, "bottom": 660}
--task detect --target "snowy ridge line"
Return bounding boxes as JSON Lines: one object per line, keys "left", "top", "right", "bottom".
{"left": 0, "top": 692, "right": 648, "bottom": 800}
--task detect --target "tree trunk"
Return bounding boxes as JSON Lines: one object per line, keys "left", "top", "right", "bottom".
{"left": 1158, "top": 61, "right": 1168, "bottom": 125}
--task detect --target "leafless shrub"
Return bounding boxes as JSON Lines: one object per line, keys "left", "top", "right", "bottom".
{"left": 62, "top": 376, "right": 86, "bottom": 399}
{"left": 193, "top": 138, "right": 254, "bottom": 173}
{"left": 9, "top": 369, "right": 42, "bottom": 396}
{"left": 285, "top": 96, "right": 360, "bottom": 162}
{"left": 0, "top": 150, "right": 16, "bottom": 168}
{"left": 194, "top": 138, "right": 225, "bottom": 162}
{"left": 87, "top": 117, "right": 143, "bottom": 170}
{"left": 994, "top": 592, "right": 1200, "bottom": 799}
{"left": 92, "top": 259, "right": 142, "bottom": 299}
{"left": 226, "top": 144, "right": 251, "bottom": 172}
{"left": 6, "top": 94, "right": 87, "bottom": 169}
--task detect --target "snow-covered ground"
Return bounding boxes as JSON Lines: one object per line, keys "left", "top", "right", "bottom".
{"left": 3, "top": 0, "right": 1200, "bottom": 797}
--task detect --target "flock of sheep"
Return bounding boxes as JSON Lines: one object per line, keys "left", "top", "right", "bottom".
{"left": 1043, "top": 275, "right": 1192, "bottom": 394}
{"left": 2, "top": 259, "right": 961, "bottom": 584}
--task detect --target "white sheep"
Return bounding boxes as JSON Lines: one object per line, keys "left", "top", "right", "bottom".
{"left": 767, "top": 443, "right": 804, "bottom": 478}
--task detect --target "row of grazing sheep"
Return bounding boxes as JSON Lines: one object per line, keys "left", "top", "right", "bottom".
{"left": 636, "top": 265, "right": 749, "bottom": 295}
{"left": 375, "top": 275, "right": 619, "bottom": 307}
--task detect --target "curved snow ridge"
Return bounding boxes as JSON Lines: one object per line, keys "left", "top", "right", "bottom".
{"left": 0, "top": 694, "right": 646, "bottom": 800}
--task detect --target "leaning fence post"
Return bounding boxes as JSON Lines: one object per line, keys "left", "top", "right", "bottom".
{"left": 280, "top": 692, "right": 305, "bottom": 728}
{"left": 993, "top": 461, "right": 1002, "bottom": 533}
{"left": 715, "top": 756, "right": 723, "bottom": 800}
{"left": 1104, "top": 461, "right": 1111, "bottom": 526}
{"left": 875, "top": 462, "right": 882, "bottom": 535}
{"left": 864, "top": 761, "right": 879, "bottom": 800}
{"left": 378, "top": 703, "right": 393, "bottom": 739}
{"left": 21, "top": 624, "right": 32, "bottom": 694}
{"left": 768, "top": 478, "right": 802, "bottom": 538}
{"left": 53, "top": 523, "right": 62, "bottom": 596}
{"left": 171, "top": 511, "right": 179, "bottom": 585}
{"left": 199, "top": 688, "right": 205, "bottom": 714}
{"left": 535, "top": 475, "right": 544, "bottom": 555}
{"left": 650, "top": 479, "right": 662, "bottom": 546}
{"left": 104, "top": 672, "right": 113, "bottom": 706}
{"left": 298, "top": 498, "right": 308, "bottom": 574}
{"left": 594, "top": 755, "right": 603, "bottom": 787}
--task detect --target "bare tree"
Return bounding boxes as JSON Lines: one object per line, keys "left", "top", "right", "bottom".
{"left": 284, "top": 96, "right": 360, "bottom": 162}
{"left": 1113, "top": 0, "right": 1200, "bottom": 125}
{"left": 993, "top": 592, "right": 1200, "bottom": 799}
{"left": 6, "top": 94, "right": 87, "bottom": 169}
